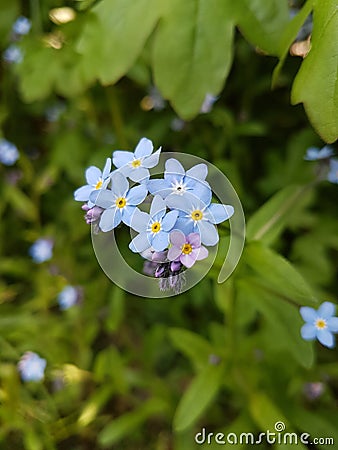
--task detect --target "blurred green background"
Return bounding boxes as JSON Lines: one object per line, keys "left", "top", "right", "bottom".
{"left": 1, "top": 0, "right": 337, "bottom": 449}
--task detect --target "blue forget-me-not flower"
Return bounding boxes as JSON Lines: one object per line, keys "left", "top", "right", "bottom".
{"left": 300, "top": 301, "right": 338, "bottom": 348}
{"left": 18, "top": 352, "right": 47, "bottom": 382}
{"left": 147, "top": 158, "right": 211, "bottom": 202}
{"left": 113, "top": 137, "right": 161, "bottom": 182}
{"left": 90, "top": 171, "right": 147, "bottom": 231}
{"left": 29, "top": 238, "right": 54, "bottom": 263}
{"left": 74, "top": 158, "right": 111, "bottom": 206}
{"left": 327, "top": 158, "right": 338, "bottom": 184}
{"left": 58, "top": 286, "right": 79, "bottom": 310}
{"left": 304, "top": 145, "right": 334, "bottom": 161}
{"left": 166, "top": 192, "right": 234, "bottom": 246}
{"left": 12, "top": 16, "right": 31, "bottom": 36}
{"left": 129, "top": 195, "right": 178, "bottom": 252}
{"left": 0, "top": 139, "right": 19, "bottom": 165}
{"left": 3, "top": 44, "right": 23, "bottom": 64}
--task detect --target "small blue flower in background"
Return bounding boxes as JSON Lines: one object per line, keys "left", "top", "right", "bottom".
{"left": 304, "top": 145, "right": 334, "bottom": 161}
{"left": 58, "top": 286, "right": 79, "bottom": 310}
{"left": 18, "top": 352, "right": 46, "bottom": 382}
{"left": 0, "top": 139, "right": 19, "bottom": 166}
{"left": 327, "top": 158, "right": 338, "bottom": 184}
{"left": 2, "top": 44, "right": 23, "bottom": 64}
{"left": 12, "top": 16, "right": 31, "bottom": 36}
{"left": 113, "top": 137, "right": 161, "bottom": 182}
{"left": 129, "top": 195, "right": 178, "bottom": 252}
{"left": 166, "top": 193, "right": 234, "bottom": 246}
{"left": 29, "top": 238, "right": 54, "bottom": 263}
{"left": 200, "top": 93, "right": 218, "bottom": 113}
{"left": 300, "top": 301, "right": 338, "bottom": 348}
{"left": 90, "top": 171, "right": 147, "bottom": 231}
{"left": 147, "top": 158, "right": 211, "bottom": 202}
{"left": 74, "top": 158, "right": 111, "bottom": 206}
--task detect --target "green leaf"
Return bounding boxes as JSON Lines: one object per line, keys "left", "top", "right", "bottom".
{"left": 0, "top": 0, "right": 19, "bottom": 42}
{"left": 173, "top": 363, "right": 224, "bottom": 431}
{"left": 153, "top": 0, "right": 235, "bottom": 119}
{"left": 98, "top": 398, "right": 166, "bottom": 447}
{"left": 77, "top": 0, "right": 163, "bottom": 85}
{"left": 245, "top": 242, "right": 317, "bottom": 306}
{"left": 235, "top": 0, "right": 290, "bottom": 56}
{"left": 4, "top": 186, "right": 38, "bottom": 222}
{"left": 272, "top": 0, "right": 314, "bottom": 87}
{"left": 246, "top": 185, "right": 312, "bottom": 245}
{"left": 168, "top": 328, "right": 213, "bottom": 372}
{"left": 236, "top": 278, "right": 314, "bottom": 368}
{"left": 291, "top": 0, "right": 338, "bottom": 143}
{"left": 249, "top": 391, "right": 289, "bottom": 430}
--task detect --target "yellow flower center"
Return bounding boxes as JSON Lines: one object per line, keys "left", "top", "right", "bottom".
{"left": 116, "top": 197, "right": 126, "bottom": 208}
{"left": 181, "top": 243, "right": 193, "bottom": 255}
{"left": 191, "top": 209, "right": 203, "bottom": 221}
{"left": 95, "top": 180, "right": 103, "bottom": 190}
{"left": 131, "top": 159, "right": 141, "bottom": 168}
{"left": 151, "top": 222, "right": 161, "bottom": 233}
{"left": 315, "top": 318, "right": 327, "bottom": 330}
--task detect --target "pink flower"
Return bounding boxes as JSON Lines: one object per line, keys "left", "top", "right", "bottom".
{"left": 168, "top": 230, "right": 208, "bottom": 268}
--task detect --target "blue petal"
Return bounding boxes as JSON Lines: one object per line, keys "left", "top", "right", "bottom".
{"left": 166, "top": 194, "right": 193, "bottom": 214}
{"left": 206, "top": 203, "right": 234, "bottom": 224}
{"left": 197, "top": 221, "right": 219, "bottom": 246}
{"left": 165, "top": 158, "right": 185, "bottom": 178}
{"left": 152, "top": 231, "right": 169, "bottom": 251}
{"left": 185, "top": 179, "right": 212, "bottom": 204}
{"left": 102, "top": 158, "right": 112, "bottom": 179}
{"left": 147, "top": 179, "right": 171, "bottom": 197}
{"left": 99, "top": 208, "right": 120, "bottom": 232}
{"left": 121, "top": 205, "right": 136, "bottom": 226}
{"left": 86, "top": 166, "right": 101, "bottom": 185}
{"left": 299, "top": 306, "right": 317, "bottom": 323}
{"left": 173, "top": 217, "right": 194, "bottom": 235}
{"left": 143, "top": 149, "right": 161, "bottom": 168}
{"left": 317, "top": 329, "right": 335, "bottom": 348}
{"left": 90, "top": 189, "right": 115, "bottom": 208}
{"left": 134, "top": 137, "right": 153, "bottom": 158}
{"left": 127, "top": 185, "right": 147, "bottom": 205}
{"left": 130, "top": 208, "right": 150, "bottom": 233}
{"left": 113, "top": 151, "right": 133, "bottom": 168}
{"left": 150, "top": 195, "right": 166, "bottom": 217}
{"left": 129, "top": 232, "right": 151, "bottom": 253}
{"left": 300, "top": 323, "right": 316, "bottom": 340}
{"left": 111, "top": 171, "right": 129, "bottom": 197}
{"left": 129, "top": 167, "right": 150, "bottom": 182}
{"left": 161, "top": 210, "right": 178, "bottom": 231}
{"left": 74, "top": 184, "right": 93, "bottom": 201}
{"left": 186, "top": 163, "right": 208, "bottom": 181}
{"left": 317, "top": 301, "right": 335, "bottom": 319}
{"left": 327, "top": 317, "right": 338, "bottom": 333}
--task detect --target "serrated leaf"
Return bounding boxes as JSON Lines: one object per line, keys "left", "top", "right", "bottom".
{"left": 168, "top": 328, "right": 213, "bottom": 372}
{"left": 245, "top": 242, "right": 316, "bottom": 306}
{"left": 235, "top": 0, "right": 290, "bottom": 56}
{"left": 236, "top": 278, "right": 314, "bottom": 368}
{"left": 153, "top": 0, "right": 235, "bottom": 119}
{"left": 173, "top": 363, "right": 224, "bottom": 432}
{"left": 77, "top": 0, "right": 162, "bottom": 85}
{"left": 291, "top": 0, "right": 338, "bottom": 143}
{"left": 246, "top": 185, "right": 311, "bottom": 245}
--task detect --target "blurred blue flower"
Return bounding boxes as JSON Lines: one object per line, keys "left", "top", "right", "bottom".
{"left": 304, "top": 145, "right": 333, "bottom": 161}
{"left": 90, "top": 171, "right": 147, "bottom": 231}
{"left": 18, "top": 352, "right": 46, "bottom": 382}
{"left": 58, "top": 286, "right": 79, "bottom": 310}
{"left": 3, "top": 44, "right": 23, "bottom": 63}
{"left": 74, "top": 158, "right": 111, "bottom": 206}
{"left": 147, "top": 158, "right": 211, "bottom": 202}
{"left": 29, "top": 238, "right": 54, "bottom": 263}
{"left": 300, "top": 302, "right": 338, "bottom": 348}
{"left": 112, "top": 137, "right": 161, "bottom": 182}
{"left": 0, "top": 139, "right": 19, "bottom": 165}
{"left": 166, "top": 193, "right": 234, "bottom": 246}
{"left": 129, "top": 195, "right": 178, "bottom": 252}
{"left": 327, "top": 158, "right": 338, "bottom": 184}
{"left": 12, "top": 16, "right": 31, "bottom": 36}
{"left": 200, "top": 93, "right": 218, "bottom": 113}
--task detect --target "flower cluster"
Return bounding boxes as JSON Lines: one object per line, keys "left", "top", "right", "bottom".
{"left": 2, "top": 16, "right": 31, "bottom": 65}
{"left": 304, "top": 145, "right": 338, "bottom": 184}
{"left": 74, "top": 138, "right": 234, "bottom": 294}
{"left": 300, "top": 302, "right": 338, "bottom": 348}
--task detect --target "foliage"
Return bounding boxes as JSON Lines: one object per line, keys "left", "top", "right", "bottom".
{"left": 0, "top": 0, "right": 337, "bottom": 449}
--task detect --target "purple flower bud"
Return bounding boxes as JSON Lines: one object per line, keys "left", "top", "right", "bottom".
{"left": 84, "top": 206, "right": 103, "bottom": 224}
{"left": 155, "top": 265, "right": 166, "bottom": 278}
{"left": 170, "top": 260, "right": 182, "bottom": 272}
{"left": 81, "top": 204, "right": 91, "bottom": 212}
